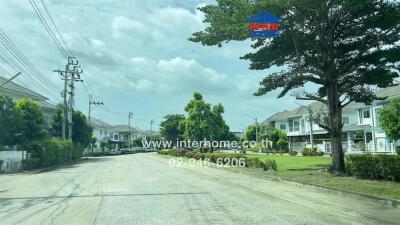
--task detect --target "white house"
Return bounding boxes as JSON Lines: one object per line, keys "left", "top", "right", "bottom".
{"left": 262, "top": 85, "right": 400, "bottom": 154}
{"left": 89, "top": 118, "right": 150, "bottom": 151}
{"left": 89, "top": 117, "right": 113, "bottom": 151}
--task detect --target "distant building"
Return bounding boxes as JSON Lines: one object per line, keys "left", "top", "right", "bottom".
{"left": 89, "top": 118, "right": 150, "bottom": 150}
{"left": 0, "top": 76, "right": 56, "bottom": 127}
{"left": 262, "top": 85, "right": 400, "bottom": 154}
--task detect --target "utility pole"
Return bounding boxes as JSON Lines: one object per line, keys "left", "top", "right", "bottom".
{"left": 68, "top": 62, "right": 82, "bottom": 139}
{"left": 255, "top": 118, "right": 259, "bottom": 152}
{"left": 128, "top": 112, "right": 133, "bottom": 150}
{"left": 88, "top": 94, "right": 103, "bottom": 154}
{"left": 88, "top": 94, "right": 103, "bottom": 123}
{"left": 150, "top": 120, "right": 154, "bottom": 141}
{"left": 54, "top": 58, "right": 72, "bottom": 140}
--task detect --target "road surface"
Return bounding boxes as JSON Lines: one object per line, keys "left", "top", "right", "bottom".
{"left": 0, "top": 153, "right": 399, "bottom": 225}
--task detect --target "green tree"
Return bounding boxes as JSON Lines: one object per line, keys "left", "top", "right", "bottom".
{"left": 209, "top": 103, "right": 231, "bottom": 142}
{"left": 50, "top": 104, "right": 64, "bottom": 138}
{"left": 0, "top": 95, "right": 23, "bottom": 146}
{"left": 51, "top": 105, "right": 92, "bottom": 146}
{"left": 183, "top": 92, "right": 232, "bottom": 151}
{"left": 16, "top": 98, "right": 46, "bottom": 143}
{"left": 379, "top": 98, "right": 400, "bottom": 141}
{"left": 160, "top": 114, "right": 185, "bottom": 143}
{"left": 190, "top": 0, "right": 400, "bottom": 172}
{"left": 71, "top": 111, "right": 92, "bottom": 146}
{"left": 183, "top": 92, "right": 212, "bottom": 143}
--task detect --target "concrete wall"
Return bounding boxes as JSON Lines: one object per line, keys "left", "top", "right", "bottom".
{"left": 0, "top": 151, "right": 26, "bottom": 172}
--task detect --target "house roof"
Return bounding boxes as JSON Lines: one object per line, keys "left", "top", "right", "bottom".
{"left": 0, "top": 76, "right": 48, "bottom": 101}
{"left": 262, "top": 85, "right": 400, "bottom": 123}
{"left": 37, "top": 101, "right": 56, "bottom": 110}
{"left": 90, "top": 117, "right": 112, "bottom": 129}
{"left": 108, "top": 125, "right": 144, "bottom": 134}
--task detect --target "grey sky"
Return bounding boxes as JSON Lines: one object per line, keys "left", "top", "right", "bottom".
{"left": 0, "top": 0, "right": 304, "bottom": 131}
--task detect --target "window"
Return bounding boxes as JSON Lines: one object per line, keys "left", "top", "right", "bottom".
{"left": 114, "top": 135, "right": 118, "bottom": 140}
{"left": 343, "top": 117, "right": 349, "bottom": 124}
{"left": 280, "top": 124, "right": 286, "bottom": 130}
{"left": 293, "top": 120, "right": 300, "bottom": 131}
{"left": 100, "top": 130, "right": 103, "bottom": 135}
{"left": 288, "top": 120, "right": 293, "bottom": 132}
{"left": 363, "top": 109, "right": 370, "bottom": 118}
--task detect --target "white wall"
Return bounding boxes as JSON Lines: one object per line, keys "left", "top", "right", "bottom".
{"left": 0, "top": 151, "right": 26, "bottom": 171}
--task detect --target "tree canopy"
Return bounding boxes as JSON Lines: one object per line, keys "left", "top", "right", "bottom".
{"left": 160, "top": 114, "right": 185, "bottom": 142}
{"left": 16, "top": 98, "right": 46, "bottom": 143}
{"left": 190, "top": 0, "right": 400, "bottom": 172}
{"left": 51, "top": 105, "right": 92, "bottom": 145}
{"left": 0, "top": 95, "right": 23, "bottom": 146}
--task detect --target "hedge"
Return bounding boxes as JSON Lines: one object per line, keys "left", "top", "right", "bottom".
{"left": 22, "top": 138, "right": 84, "bottom": 169}
{"left": 302, "top": 148, "right": 324, "bottom": 156}
{"left": 346, "top": 154, "right": 400, "bottom": 181}
{"left": 159, "top": 149, "right": 277, "bottom": 170}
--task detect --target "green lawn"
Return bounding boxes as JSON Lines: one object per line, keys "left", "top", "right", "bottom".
{"left": 157, "top": 152, "right": 400, "bottom": 200}
{"left": 241, "top": 154, "right": 400, "bottom": 200}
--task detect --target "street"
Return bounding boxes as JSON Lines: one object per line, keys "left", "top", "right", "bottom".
{"left": 0, "top": 153, "right": 399, "bottom": 225}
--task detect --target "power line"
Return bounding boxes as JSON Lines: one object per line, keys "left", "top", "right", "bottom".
{"left": 0, "top": 48, "right": 61, "bottom": 101}
{"left": 39, "top": 0, "right": 72, "bottom": 56}
{"left": 0, "top": 29, "right": 59, "bottom": 90}
{"left": 28, "top": 0, "right": 68, "bottom": 58}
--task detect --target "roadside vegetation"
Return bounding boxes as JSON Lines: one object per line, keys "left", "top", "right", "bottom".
{"left": 0, "top": 94, "right": 92, "bottom": 170}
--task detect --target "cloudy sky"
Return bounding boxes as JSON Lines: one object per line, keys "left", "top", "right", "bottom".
{"left": 0, "top": 0, "right": 303, "bottom": 131}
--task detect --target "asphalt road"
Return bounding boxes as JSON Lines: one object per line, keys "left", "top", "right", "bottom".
{"left": 0, "top": 153, "right": 399, "bottom": 225}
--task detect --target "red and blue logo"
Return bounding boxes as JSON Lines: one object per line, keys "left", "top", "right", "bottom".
{"left": 249, "top": 12, "right": 280, "bottom": 39}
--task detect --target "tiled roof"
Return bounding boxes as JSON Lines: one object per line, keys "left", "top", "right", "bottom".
{"left": 0, "top": 76, "right": 48, "bottom": 101}
{"left": 262, "top": 85, "right": 400, "bottom": 123}
{"left": 90, "top": 117, "right": 112, "bottom": 129}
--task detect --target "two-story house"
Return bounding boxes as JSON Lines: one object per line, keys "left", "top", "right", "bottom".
{"left": 262, "top": 85, "right": 400, "bottom": 154}
{"left": 108, "top": 125, "right": 147, "bottom": 149}
{"left": 90, "top": 117, "right": 113, "bottom": 151}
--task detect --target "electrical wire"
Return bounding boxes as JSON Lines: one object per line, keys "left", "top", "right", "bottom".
{"left": 28, "top": 0, "right": 69, "bottom": 58}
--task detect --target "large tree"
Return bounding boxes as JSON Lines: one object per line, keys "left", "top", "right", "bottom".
{"left": 183, "top": 92, "right": 232, "bottom": 150}
{"left": 190, "top": 0, "right": 400, "bottom": 172}
{"left": 160, "top": 114, "right": 185, "bottom": 143}
{"left": 0, "top": 95, "right": 23, "bottom": 146}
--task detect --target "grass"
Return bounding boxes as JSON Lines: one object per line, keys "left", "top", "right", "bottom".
{"left": 158, "top": 152, "right": 400, "bottom": 200}
{"left": 238, "top": 154, "right": 400, "bottom": 200}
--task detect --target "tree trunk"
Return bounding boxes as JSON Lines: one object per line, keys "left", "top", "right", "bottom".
{"left": 326, "top": 82, "right": 345, "bottom": 173}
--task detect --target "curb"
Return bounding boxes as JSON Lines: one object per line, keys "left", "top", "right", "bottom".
{"left": 232, "top": 170, "right": 400, "bottom": 208}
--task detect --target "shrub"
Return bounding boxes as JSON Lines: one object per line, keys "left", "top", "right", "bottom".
{"left": 396, "top": 148, "right": 400, "bottom": 155}
{"left": 22, "top": 158, "right": 40, "bottom": 170}
{"left": 302, "top": 147, "right": 324, "bottom": 156}
{"left": 158, "top": 149, "right": 170, "bottom": 155}
{"left": 346, "top": 154, "right": 400, "bottom": 181}
{"left": 21, "top": 138, "right": 80, "bottom": 169}
{"left": 263, "top": 159, "right": 278, "bottom": 171}
{"left": 288, "top": 150, "right": 298, "bottom": 156}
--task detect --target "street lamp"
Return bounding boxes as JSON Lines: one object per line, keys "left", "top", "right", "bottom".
{"left": 0, "top": 72, "right": 21, "bottom": 87}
